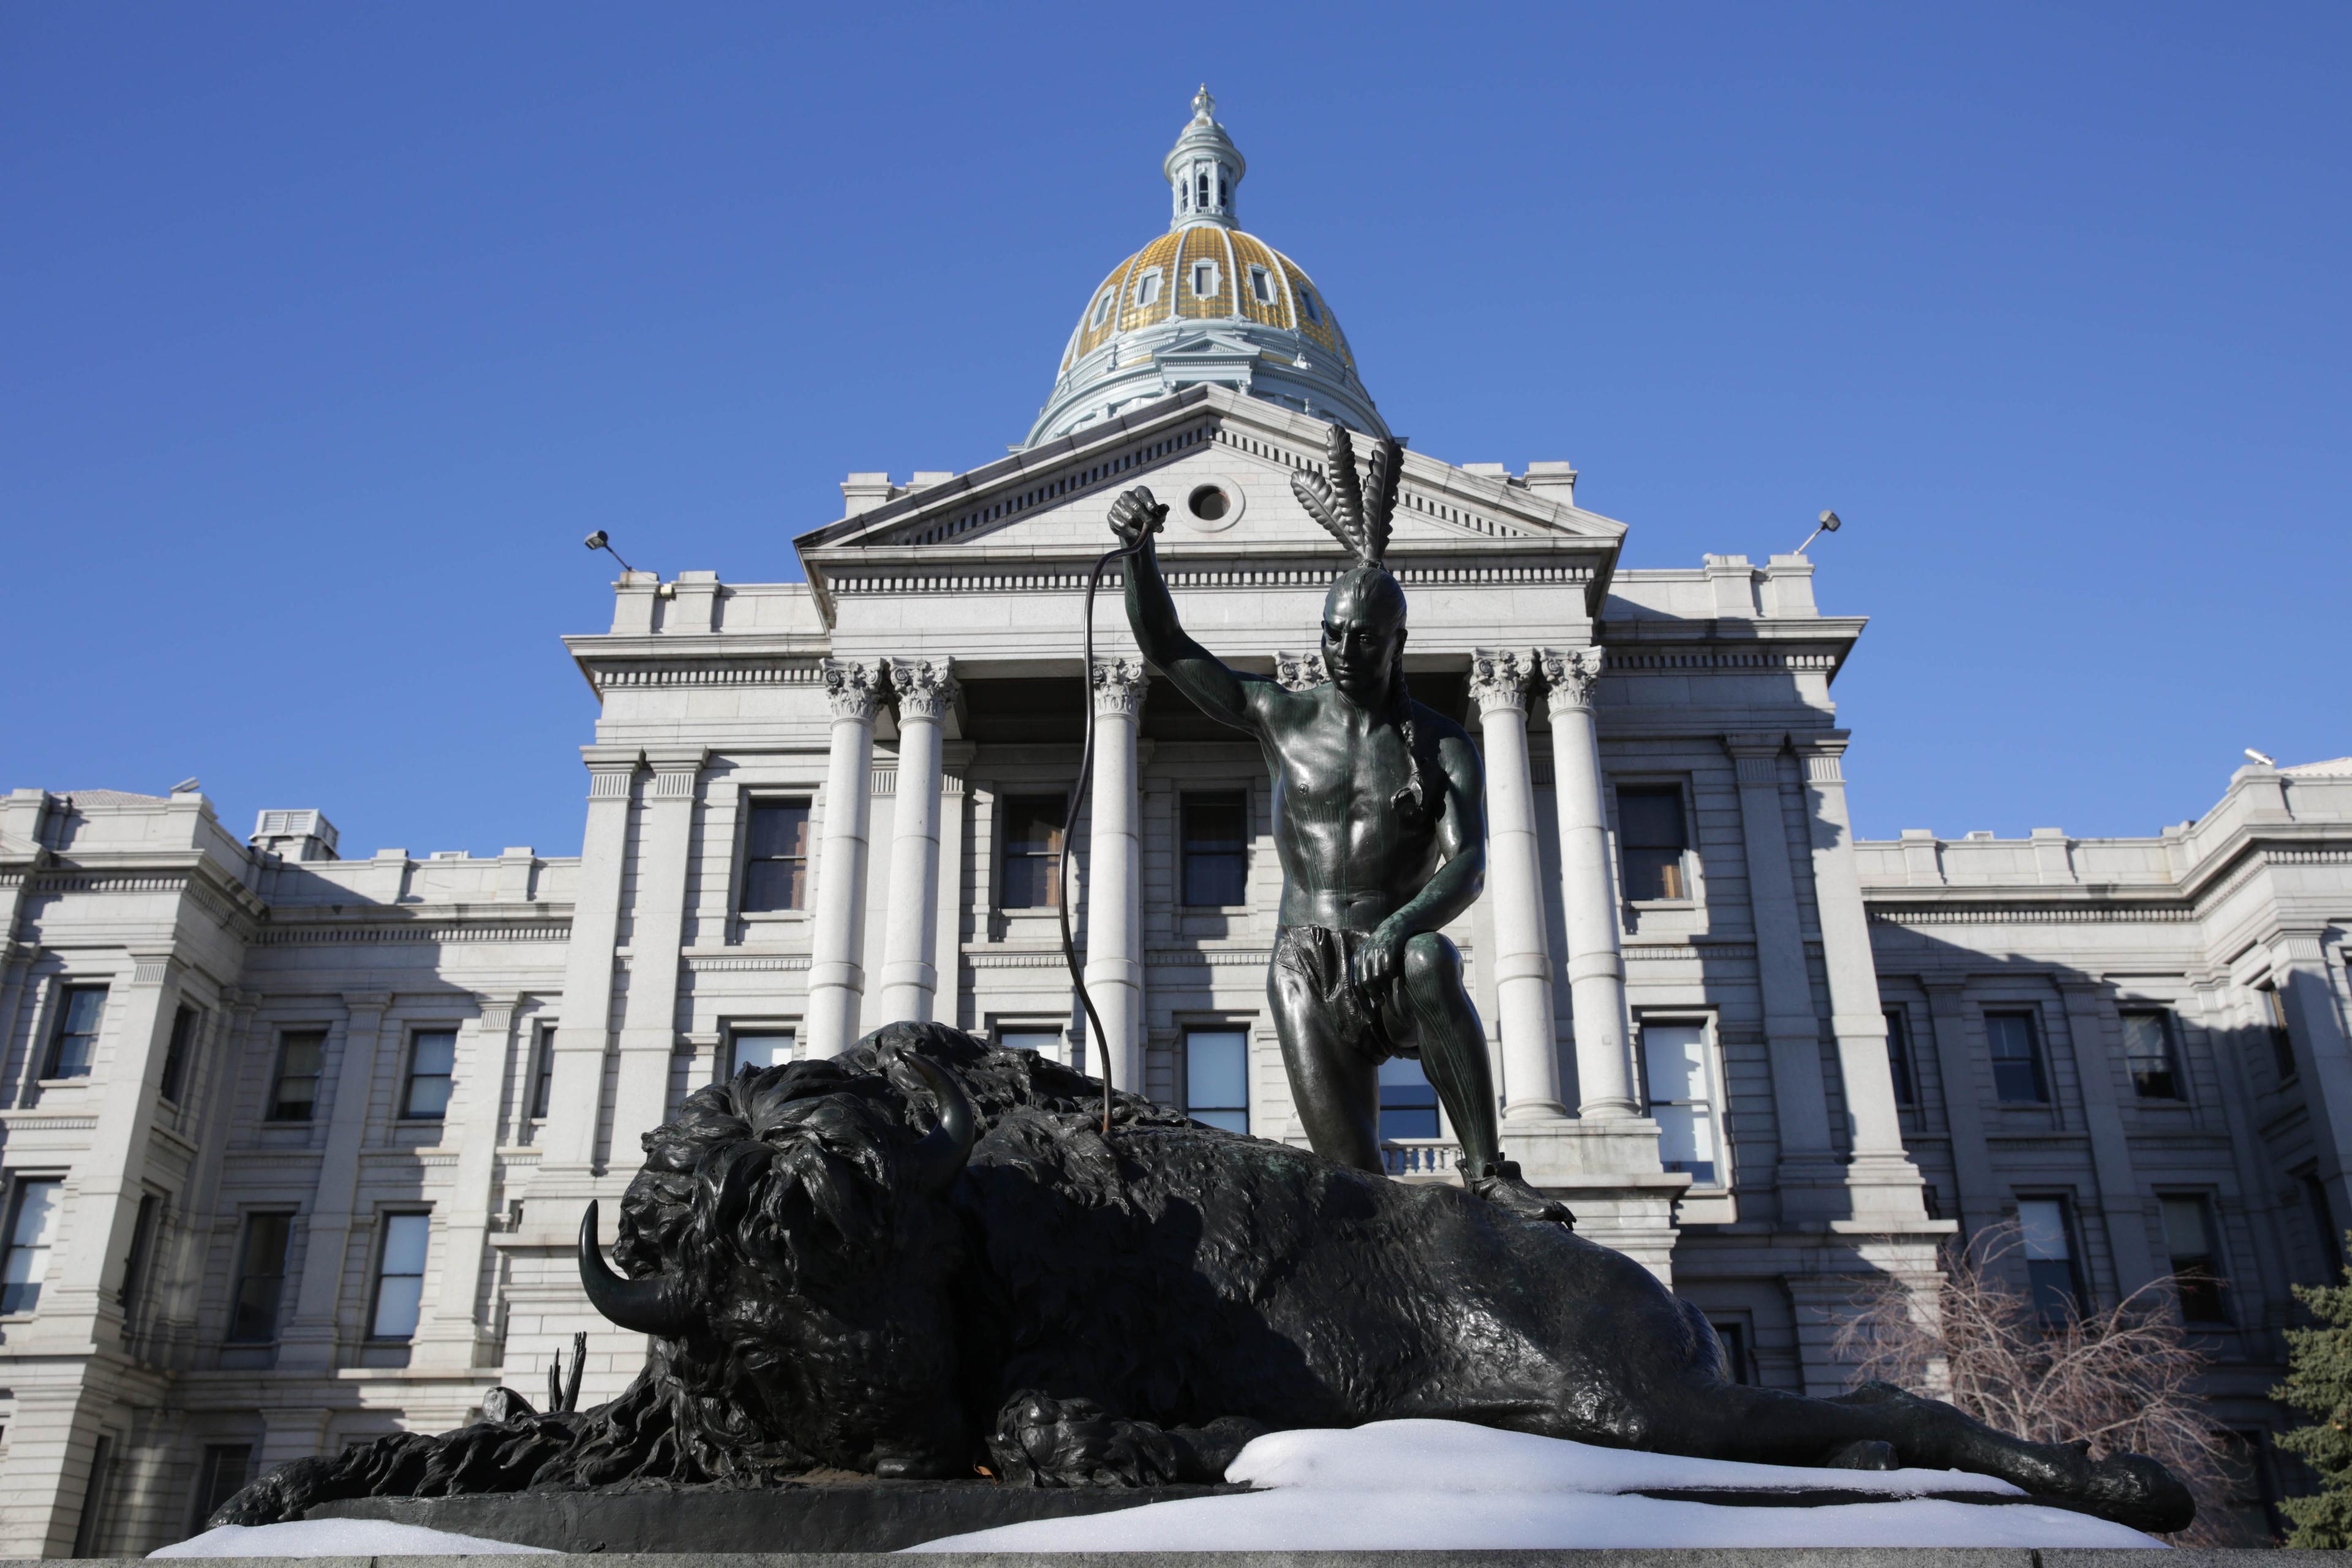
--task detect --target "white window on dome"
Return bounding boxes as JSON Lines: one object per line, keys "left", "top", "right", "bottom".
{"left": 1190, "top": 260, "right": 1220, "bottom": 298}
{"left": 1297, "top": 287, "right": 1322, "bottom": 323}
{"left": 1249, "top": 266, "right": 1274, "bottom": 304}
{"left": 1642, "top": 1020, "right": 1721, "bottom": 1186}
{"left": 1089, "top": 288, "right": 1115, "bottom": 328}
{"left": 1134, "top": 269, "right": 1163, "bottom": 307}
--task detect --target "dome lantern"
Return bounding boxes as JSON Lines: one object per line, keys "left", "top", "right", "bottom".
{"left": 1165, "top": 85, "right": 1245, "bottom": 231}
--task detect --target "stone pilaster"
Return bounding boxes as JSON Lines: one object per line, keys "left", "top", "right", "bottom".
{"left": 2054, "top": 978, "right": 2159, "bottom": 1298}
{"left": 277, "top": 992, "right": 390, "bottom": 1373}
{"left": 1923, "top": 978, "right": 2000, "bottom": 1239}
{"left": 609, "top": 747, "right": 706, "bottom": 1161}
{"left": 805, "top": 660, "right": 880, "bottom": 1057}
{"left": 2272, "top": 930, "right": 2352, "bottom": 1231}
{"left": 415, "top": 995, "right": 520, "bottom": 1370}
{"left": 1087, "top": 658, "right": 1148, "bottom": 1098}
{"left": 1539, "top": 647, "right": 1638, "bottom": 1118}
{"left": 534, "top": 747, "right": 640, "bottom": 1188}
{"left": 1470, "top": 650, "right": 1565, "bottom": 1120}
{"left": 1724, "top": 734, "right": 1841, "bottom": 1216}
{"left": 878, "top": 658, "right": 957, "bottom": 1023}
{"left": 1792, "top": 734, "right": 1929, "bottom": 1225}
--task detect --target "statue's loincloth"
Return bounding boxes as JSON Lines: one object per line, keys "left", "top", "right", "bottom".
{"left": 1272, "top": 924, "right": 1419, "bottom": 1064}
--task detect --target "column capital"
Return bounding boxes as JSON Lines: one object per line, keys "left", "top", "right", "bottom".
{"left": 1273, "top": 650, "right": 1327, "bottom": 692}
{"left": 889, "top": 657, "right": 960, "bottom": 722}
{"left": 2272, "top": 930, "right": 2335, "bottom": 965}
{"left": 126, "top": 948, "right": 180, "bottom": 988}
{"left": 1723, "top": 731, "right": 1787, "bottom": 785}
{"left": 822, "top": 658, "right": 883, "bottom": 722}
{"left": 1537, "top": 646, "right": 1605, "bottom": 714}
{"left": 1791, "top": 729, "right": 1852, "bottom": 759}
{"left": 1468, "top": 649, "right": 1537, "bottom": 714}
{"left": 643, "top": 747, "right": 706, "bottom": 802}
{"left": 580, "top": 745, "right": 643, "bottom": 799}
{"left": 1091, "top": 657, "right": 1149, "bottom": 717}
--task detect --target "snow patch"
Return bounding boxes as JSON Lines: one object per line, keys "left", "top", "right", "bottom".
{"left": 153, "top": 1520, "right": 556, "bottom": 1556}
{"left": 905, "top": 1420, "right": 2168, "bottom": 1553}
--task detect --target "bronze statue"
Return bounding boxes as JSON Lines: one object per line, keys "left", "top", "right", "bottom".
{"left": 1110, "top": 424, "right": 1565, "bottom": 1222}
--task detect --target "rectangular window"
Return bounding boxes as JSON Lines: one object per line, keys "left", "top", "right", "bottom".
{"left": 2018, "top": 1197, "right": 2084, "bottom": 1324}
{"left": 119, "top": 1192, "right": 162, "bottom": 1329}
{"left": 741, "top": 799, "right": 813, "bottom": 913}
{"left": 999, "top": 796, "right": 1065, "bottom": 910}
{"left": 1642, "top": 1021, "right": 1721, "bottom": 1185}
{"left": 370, "top": 1213, "right": 431, "bottom": 1340}
{"left": 530, "top": 1025, "right": 556, "bottom": 1120}
{"left": 1182, "top": 1027, "right": 1250, "bottom": 1134}
{"left": 401, "top": 1030, "right": 456, "bottom": 1120}
{"left": 227, "top": 1213, "right": 292, "bottom": 1343}
{"left": 1250, "top": 266, "right": 1275, "bottom": 304}
{"left": 268, "top": 1030, "right": 326, "bottom": 1121}
{"left": 1710, "top": 1321, "right": 1753, "bottom": 1385}
{"left": 1378, "top": 1056, "right": 1439, "bottom": 1142}
{"left": 159, "top": 1003, "right": 199, "bottom": 1103}
{"left": 997, "top": 1025, "right": 1063, "bottom": 1055}
{"left": 45, "top": 985, "right": 108, "bottom": 1079}
{"left": 1985, "top": 1010, "right": 2048, "bottom": 1103}
{"left": 730, "top": 1029, "right": 795, "bottom": 1074}
{"left": 1616, "top": 786, "right": 1688, "bottom": 901}
{"left": 1884, "top": 1007, "right": 1915, "bottom": 1106}
{"left": 2120, "top": 1009, "right": 2182, "bottom": 1100}
{"left": 2265, "top": 986, "right": 2297, "bottom": 1084}
{"left": 190, "top": 1444, "right": 254, "bottom": 1534}
{"left": 2163, "top": 1195, "right": 2228, "bottom": 1322}
{"left": 2, "top": 1178, "right": 63, "bottom": 1314}
{"left": 1181, "top": 792, "right": 1248, "bottom": 907}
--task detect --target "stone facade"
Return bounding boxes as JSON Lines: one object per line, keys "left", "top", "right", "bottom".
{"left": 5, "top": 95, "right": 2345, "bottom": 1558}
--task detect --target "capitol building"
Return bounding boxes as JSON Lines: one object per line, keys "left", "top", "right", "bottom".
{"left": 3, "top": 91, "right": 2348, "bottom": 1553}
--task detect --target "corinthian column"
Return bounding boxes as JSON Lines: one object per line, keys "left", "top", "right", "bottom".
{"left": 1087, "top": 658, "right": 1148, "bottom": 1096}
{"left": 1540, "top": 647, "right": 1638, "bottom": 1118}
{"left": 1470, "top": 650, "right": 1566, "bottom": 1119}
{"left": 805, "top": 660, "right": 880, "bottom": 1057}
{"left": 878, "top": 657, "right": 956, "bottom": 1023}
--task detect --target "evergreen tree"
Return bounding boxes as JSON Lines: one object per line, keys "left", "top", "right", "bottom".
{"left": 2275, "top": 1235, "right": 2352, "bottom": 1547}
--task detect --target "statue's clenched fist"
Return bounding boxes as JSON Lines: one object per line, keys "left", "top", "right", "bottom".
{"left": 1107, "top": 486, "right": 1168, "bottom": 550}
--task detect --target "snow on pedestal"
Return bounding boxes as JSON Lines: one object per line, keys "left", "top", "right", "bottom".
{"left": 152, "top": 1520, "right": 555, "bottom": 1557}
{"left": 907, "top": 1419, "right": 2168, "bottom": 1552}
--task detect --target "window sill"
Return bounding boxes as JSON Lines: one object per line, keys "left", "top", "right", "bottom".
{"left": 737, "top": 909, "right": 810, "bottom": 924}
{"left": 1625, "top": 899, "right": 1700, "bottom": 912}
{"left": 34, "top": 1078, "right": 91, "bottom": 1090}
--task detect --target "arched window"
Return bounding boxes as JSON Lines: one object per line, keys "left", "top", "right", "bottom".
{"left": 1196, "top": 169, "right": 1210, "bottom": 209}
{"left": 1216, "top": 167, "right": 1228, "bottom": 208}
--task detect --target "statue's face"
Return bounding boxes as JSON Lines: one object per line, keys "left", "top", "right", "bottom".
{"left": 1321, "top": 569, "right": 1407, "bottom": 708}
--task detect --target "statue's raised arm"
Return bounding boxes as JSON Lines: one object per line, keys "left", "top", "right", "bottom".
{"left": 1111, "top": 487, "right": 1279, "bottom": 733}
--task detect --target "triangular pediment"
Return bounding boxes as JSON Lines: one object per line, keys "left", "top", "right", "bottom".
{"left": 796, "top": 385, "right": 1625, "bottom": 570}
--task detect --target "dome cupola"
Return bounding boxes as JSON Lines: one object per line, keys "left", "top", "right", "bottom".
{"left": 1023, "top": 89, "right": 1387, "bottom": 448}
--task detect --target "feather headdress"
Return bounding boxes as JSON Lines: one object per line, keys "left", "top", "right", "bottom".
{"left": 1291, "top": 424, "right": 1406, "bottom": 569}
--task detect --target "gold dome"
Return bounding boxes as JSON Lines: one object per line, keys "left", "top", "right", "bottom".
{"left": 1060, "top": 227, "right": 1356, "bottom": 375}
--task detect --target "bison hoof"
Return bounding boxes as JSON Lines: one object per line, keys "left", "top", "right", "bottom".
{"left": 1823, "top": 1439, "right": 1899, "bottom": 1471}
{"left": 988, "top": 1391, "right": 1182, "bottom": 1488}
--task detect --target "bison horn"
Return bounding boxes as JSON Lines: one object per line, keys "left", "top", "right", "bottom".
{"left": 577, "top": 1200, "right": 695, "bottom": 1340}
{"left": 904, "top": 1056, "right": 977, "bottom": 1193}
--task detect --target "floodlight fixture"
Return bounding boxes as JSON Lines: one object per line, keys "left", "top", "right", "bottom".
{"left": 1792, "top": 510, "right": 1843, "bottom": 556}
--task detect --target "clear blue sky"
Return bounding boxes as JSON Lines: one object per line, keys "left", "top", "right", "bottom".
{"left": 5, "top": 4, "right": 2343, "bottom": 857}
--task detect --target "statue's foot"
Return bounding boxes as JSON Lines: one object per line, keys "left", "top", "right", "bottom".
{"left": 1463, "top": 1159, "right": 1575, "bottom": 1226}
{"left": 1824, "top": 1439, "right": 1899, "bottom": 1471}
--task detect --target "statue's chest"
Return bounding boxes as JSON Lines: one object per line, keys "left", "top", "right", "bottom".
{"left": 1274, "top": 718, "right": 1411, "bottom": 826}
